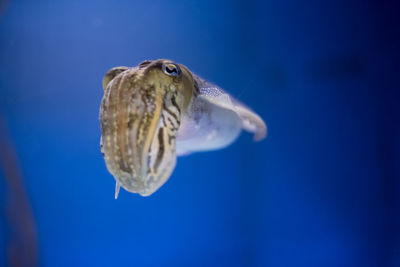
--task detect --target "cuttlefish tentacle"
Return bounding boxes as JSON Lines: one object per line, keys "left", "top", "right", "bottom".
{"left": 115, "top": 181, "right": 120, "bottom": 199}
{"left": 100, "top": 59, "right": 266, "bottom": 197}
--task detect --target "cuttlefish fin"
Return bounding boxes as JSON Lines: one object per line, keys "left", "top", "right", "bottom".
{"left": 115, "top": 181, "right": 121, "bottom": 199}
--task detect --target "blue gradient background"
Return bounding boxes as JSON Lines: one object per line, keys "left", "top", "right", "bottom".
{"left": 0, "top": 0, "right": 399, "bottom": 266}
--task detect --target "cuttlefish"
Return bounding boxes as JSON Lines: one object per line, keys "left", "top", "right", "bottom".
{"left": 100, "top": 59, "right": 266, "bottom": 197}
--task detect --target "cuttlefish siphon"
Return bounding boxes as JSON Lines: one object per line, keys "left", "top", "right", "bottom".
{"left": 100, "top": 59, "right": 267, "bottom": 197}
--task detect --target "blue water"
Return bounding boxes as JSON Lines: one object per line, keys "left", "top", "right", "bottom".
{"left": 0, "top": 0, "right": 399, "bottom": 266}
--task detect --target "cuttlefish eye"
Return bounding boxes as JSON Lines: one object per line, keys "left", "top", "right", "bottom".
{"left": 162, "top": 63, "right": 181, "bottom": 77}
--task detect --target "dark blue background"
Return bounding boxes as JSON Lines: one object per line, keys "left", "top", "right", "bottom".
{"left": 0, "top": 0, "right": 399, "bottom": 266}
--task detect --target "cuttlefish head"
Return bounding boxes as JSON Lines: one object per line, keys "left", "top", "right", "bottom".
{"left": 100, "top": 59, "right": 195, "bottom": 196}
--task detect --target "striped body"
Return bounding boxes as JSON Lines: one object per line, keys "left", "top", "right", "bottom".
{"left": 100, "top": 61, "right": 187, "bottom": 196}
{"left": 100, "top": 59, "right": 267, "bottom": 197}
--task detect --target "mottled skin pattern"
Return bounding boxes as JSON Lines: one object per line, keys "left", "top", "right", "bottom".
{"left": 100, "top": 60, "right": 193, "bottom": 196}
{"left": 100, "top": 59, "right": 267, "bottom": 197}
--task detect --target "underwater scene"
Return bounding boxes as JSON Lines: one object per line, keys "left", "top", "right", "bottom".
{"left": 0, "top": 0, "right": 399, "bottom": 266}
